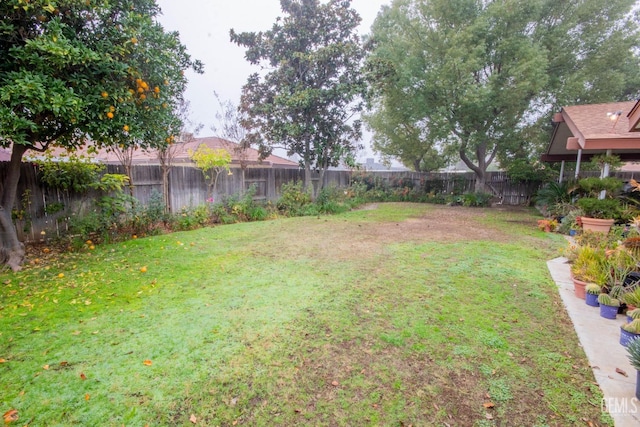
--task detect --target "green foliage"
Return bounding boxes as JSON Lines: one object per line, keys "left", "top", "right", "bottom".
{"left": 627, "top": 336, "right": 640, "bottom": 370}
{"left": 460, "top": 192, "right": 493, "bottom": 207}
{"left": 277, "top": 181, "right": 313, "bottom": 216}
{"left": 231, "top": 0, "right": 367, "bottom": 192}
{"left": 576, "top": 198, "right": 622, "bottom": 220}
{"left": 33, "top": 153, "right": 104, "bottom": 193}
{"left": 570, "top": 245, "right": 608, "bottom": 285}
{"left": 585, "top": 284, "right": 602, "bottom": 295}
{"left": 622, "top": 289, "right": 640, "bottom": 308}
{"left": 622, "top": 319, "right": 640, "bottom": 334}
{"left": 578, "top": 177, "right": 623, "bottom": 197}
{"left": 188, "top": 144, "right": 232, "bottom": 197}
{"left": 598, "top": 293, "right": 620, "bottom": 307}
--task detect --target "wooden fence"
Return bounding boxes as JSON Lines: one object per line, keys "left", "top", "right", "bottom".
{"left": 5, "top": 161, "right": 608, "bottom": 242}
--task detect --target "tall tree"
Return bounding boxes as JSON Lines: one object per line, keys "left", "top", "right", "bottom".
{"left": 230, "top": 0, "right": 368, "bottom": 196}
{"left": 0, "top": 0, "right": 201, "bottom": 270}
{"left": 366, "top": 0, "right": 640, "bottom": 191}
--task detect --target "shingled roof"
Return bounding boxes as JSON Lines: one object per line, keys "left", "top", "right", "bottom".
{"left": 93, "top": 136, "right": 300, "bottom": 169}
{"left": 543, "top": 100, "right": 640, "bottom": 162}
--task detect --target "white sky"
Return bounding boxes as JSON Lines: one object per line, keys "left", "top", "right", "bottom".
{"left": 155, "top": 0, "right": 390, "bottom": 160}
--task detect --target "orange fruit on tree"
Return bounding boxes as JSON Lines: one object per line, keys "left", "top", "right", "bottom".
{"left": 123, "top": 125, "right": 129, "bottom": 132}
{"left": 106, "top": 112, "right": 114, "bottom": 119}
{"left": 101, "top": 91, "right": 108, "bottom": 98}
{"left": 154, "top": 86, "right": 160, "bottom": 93}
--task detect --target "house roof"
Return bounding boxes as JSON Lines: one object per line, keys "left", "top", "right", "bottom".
{"left": 94, "top": 136, "right": 300, "bottom": 169}
{"left": 24, "top": 136, "right": 299, "bottom": 169}
{"left": 627, "top": 99, "right": 640, "bottom": 132}
{"left": 542, "top": 100, "right": 640, "bottom": 162}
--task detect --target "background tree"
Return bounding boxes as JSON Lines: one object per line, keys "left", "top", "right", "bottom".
{"left": 366, "top": 0, "right": 640, "bottom": 192}
{"left": 0, "top": 0, "right": 201, "bottom": 270}
{"left": 230, "top": 0, "right": 368, "bottom": 197}
{"left": 188, "top": 144, "right": 232, "bottom": 200}
{"left": 212, "top": 91, "right": 250, "bottom": 194}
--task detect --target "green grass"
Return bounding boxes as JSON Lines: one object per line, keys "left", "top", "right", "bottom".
{"left": 0, "top": 203, "right": 612, "bottom": 426}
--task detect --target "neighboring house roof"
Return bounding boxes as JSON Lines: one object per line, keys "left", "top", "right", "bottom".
{"left": 28, "top": 136, "right": 299, "bottom": 169}
{"left": 543, "top": 100, "right": 640, "bottom": 162}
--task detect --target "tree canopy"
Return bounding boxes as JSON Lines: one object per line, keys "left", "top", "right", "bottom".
{"left": 230, "top": 0, "right": 368, "bottom": 195}
{"left": 0, "top": 0, "right": 201, "bottom": 270}
{"left": 366, "top": 0, "right": 640, "bottom": 189}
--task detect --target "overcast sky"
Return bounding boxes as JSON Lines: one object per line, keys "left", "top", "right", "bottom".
{"left": 154, "top": 0, "right": 390, "bottom": 159}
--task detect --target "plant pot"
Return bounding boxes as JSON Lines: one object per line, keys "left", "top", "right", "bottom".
{"left": 581, "top": 217, "right": 615, "bottom": 233}
{"left": 620, "top": 327, "right": 640, "bottom": 347}
{"left": 585, "top": 293, "right": 599, "bottom": 307}
{"left": 637, "top": 371, "right": 640, "bottom": 400}
{"left": 572, "top": 277, "right": 588, "bottom": 299}
{"left": 600, "top": 303, "right": 619, "bottom": 319}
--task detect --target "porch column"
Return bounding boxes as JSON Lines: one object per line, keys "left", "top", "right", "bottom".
{"left": 599, "top": 149, "right": 612, "bottom": 199}
{"left": 558, "top": 161, "right": 565, "bottom": 183}
{"left": 574, "top": 149, "right": 583, "bottom": 178}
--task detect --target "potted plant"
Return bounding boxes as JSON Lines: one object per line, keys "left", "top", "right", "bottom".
{"left": 627, "top": 308, "right": 640, "bottom": 323}
{"left": 626, "top": 335, "right": 640, "bottom": 399}
{"left": 621, "top": 319, "right": 640, "bottom": 347}
{"left": 569, "top": 245, "right": 607, "bottom": 299}
{"left": 598, "top": 293, "right": 621, "bottom": 319}
{"left": 585, "top": 284, "right": 601, "bottom": 307}
{"left": 575, "top": 155, "right": 623, "bottom": 233}
{"left": 622, "top": 287, "right": 640, "bottom": 311}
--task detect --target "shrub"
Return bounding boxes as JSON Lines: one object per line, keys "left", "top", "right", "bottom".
{"left": 277, "top": 181, "right": 312, "bottom": 216}
{"left": 461, "top": 192, "right": 493, "bottom": 207}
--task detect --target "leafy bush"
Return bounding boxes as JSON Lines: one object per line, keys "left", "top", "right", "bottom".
{"left": 576, "top": 197, "right": 621, "bottom": 219}
{"left": 461, "top": 192, "right": 493, "bottom": 207}
{"left": 277, "top": 181, "right": 312, "bottom": 216}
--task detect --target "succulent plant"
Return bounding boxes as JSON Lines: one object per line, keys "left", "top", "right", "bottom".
{"left": 598, "top": 293, "right": 621, "bottom": 307}
{"left": 622, "top": 319, "right": 640, "bottom": 334}
{"left": 627, "top": 336, "right": 640, "bottom": 371}
{"left": 622, "top": 287, "right": 640, "bottom": 307}
{"left": 585, "top": 284, "right": 601, "bottom": 295}
{"left": 628, "top": 308, "right": 640, "bottom": 320}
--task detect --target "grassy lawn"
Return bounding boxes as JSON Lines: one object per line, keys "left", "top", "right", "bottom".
{"left": 0, "top": 203, "right": 612, "bottom": 426}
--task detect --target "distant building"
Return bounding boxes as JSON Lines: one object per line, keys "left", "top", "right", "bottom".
{"left": 359, "top": 158, "right": 409, "bottom": 171}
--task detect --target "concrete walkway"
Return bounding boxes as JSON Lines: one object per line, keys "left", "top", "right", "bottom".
{"left": 547, "top": 257, "right": 640, "bottom": 426}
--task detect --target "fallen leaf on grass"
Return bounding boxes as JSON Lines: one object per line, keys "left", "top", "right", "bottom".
{"left": 616, "top": 368, "right": 628, "bottom": 377}
{"left": 59, "top": 361, "right": 68, "bottom": 367}
{"left": 43, "top": 364, "right": 49, "bottom": 370}
{"left": 485, "top": 413, "right": 494, "bottom": 420}
{"left": 189, "top": 414, "right": 197, "bottom": 424}
{"left": 143, "top": 360, "right": 152, "bottom": 366}
{"left": 85, "top": 393, "right": 90, "bottom": 401}
{"left": 483, "top": 402, "right": 495, "bottom": 409}
{"left": 0, "top": 358, "right": 6, "bottom": 363}
{"left": 80, "top": 372, "right": 86, "bottom": 380}
{"left": 331, "top": 381, "right": 339, "bottom": 386}
{"left": 3, "top": 409, "right": 18, "bottom": 423}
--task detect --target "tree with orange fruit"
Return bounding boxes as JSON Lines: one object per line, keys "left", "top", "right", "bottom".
{"left": 0, "top": 0, "right": 202, "bottom": 271}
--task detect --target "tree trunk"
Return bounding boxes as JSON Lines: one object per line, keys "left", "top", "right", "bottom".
{"left": 161, "top": 166, "right": 171, "bottom": 213}
{"left": 0, "top": 144, "right": 27, "bottom": 271}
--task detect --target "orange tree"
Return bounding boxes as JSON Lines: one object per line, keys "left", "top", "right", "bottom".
{"left": 0, "top": 0, "right": 201, "bottom": 270}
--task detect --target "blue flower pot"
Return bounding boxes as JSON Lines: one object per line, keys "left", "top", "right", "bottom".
{"left": 620, "top": 327, "right": 640, "bottom": 347}
{"left": 585, "top": 293, "right": 599, "bottom": 307}
{"left": 600, "top": 304, "right": 618, "bottom": 319}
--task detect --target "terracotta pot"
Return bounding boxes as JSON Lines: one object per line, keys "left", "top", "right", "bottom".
{"left": 581, "top": 217, "right": 615, "bottom": 233}
{"left": 571, "top": 277, "right": 588, "bottom": 299}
